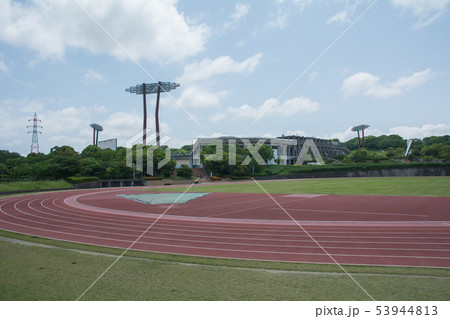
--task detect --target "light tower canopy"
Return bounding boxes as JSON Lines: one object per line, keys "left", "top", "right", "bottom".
{"left": 125, "top": 82, "right": 179, "bottom": 95}
{"left": 351, "top": 124, "right": 370, "bottom": 132}
{"left": 90, "top": 123, "right": 103, "bottom": 132}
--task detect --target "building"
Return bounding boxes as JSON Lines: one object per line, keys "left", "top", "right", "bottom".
{"left": 171, "top": 154, "right": 193, "bottom": 168}
{"left": 277, "top": 135, "right": 349, "bottom": 165}
{"left": 172, "top": 135, "right": 349, "bottom": 168}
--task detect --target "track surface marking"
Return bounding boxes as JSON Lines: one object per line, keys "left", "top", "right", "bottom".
{"left": 1, "top": 188, "right": 449, "bottom": 268}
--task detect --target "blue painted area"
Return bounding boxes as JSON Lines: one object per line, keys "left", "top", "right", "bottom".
{"left": 118, "top": 193, "right": 210, "bottom": 205}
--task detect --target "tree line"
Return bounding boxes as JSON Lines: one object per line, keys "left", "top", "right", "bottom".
{"left": 0, "top": 145, "right": 177, "bottom": 181}
{"left": 1, "top": 135, "right": 448, "bottom": 181}
{"left": 341, "top": 135, "right": 450, "bottom": 163}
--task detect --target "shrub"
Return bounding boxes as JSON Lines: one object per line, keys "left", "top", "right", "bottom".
{"left": 144, "top": 176, "right": 163, "bottom": 180}
{"left": 177, "top": 165, "right": 193, "bottom": 179}
{"left": 209, "top": 176, "right": 221, "bottom": 181}
{"left": 222, "top": 175, "right": 252, "bottom": 180}
{"left": 67, "top": 176, "right": 99, "bottom": 184}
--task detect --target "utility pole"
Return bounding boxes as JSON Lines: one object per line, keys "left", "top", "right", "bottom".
{"left": 27, "top": 112, "right": 42, "bottom": 154}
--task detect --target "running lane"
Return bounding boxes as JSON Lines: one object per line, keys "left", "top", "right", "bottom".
{"left": 1, "top": 188, "right": 449, "bottom": 268}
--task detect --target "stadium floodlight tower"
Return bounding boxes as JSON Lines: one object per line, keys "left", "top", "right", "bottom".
{"left": 351, "top": 124, "right": 370, "bottom": 148}
{"left": 90, "top": 123, "right": 103, "bottom": 147}
{"left": 125, "top": 81, "right": 180, "bottom": 147}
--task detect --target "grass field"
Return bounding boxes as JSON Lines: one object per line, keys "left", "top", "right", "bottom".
{"left": 151, "top": 177, "right": 450, "bottom": 197}
{"left": 1, "top": 231, "right": 449, "bottom": 301}
{"left": 1, "top": 176, "right": 449, "bottom": 300}
{"left": 0, "top": 180, "right": 74, "bottom": 193}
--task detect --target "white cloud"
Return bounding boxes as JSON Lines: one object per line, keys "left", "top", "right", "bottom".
{"left": 195, "top": 132, "right": 229, "bottom": 140}
{"left": 327, "top": 2, "right": 357, "bottom": 25}
{"left": 177, "top": 53, "right": 263, "bottom": 84}
{"left": 0, "top": 60, "right": 8, "bottom": 73}
{"left": 392, "top": 0, "right": 450, "bottom": 28}
{"left": 223, "top": 3, "right": 250, "bottom": 30}
{"left": 266, "top": 8, "right": 288, "bottom": 29}
{"left": 0, "top": 97, "right": 149, "bottom": 154}
{"left": 0, "top": 0, "right": 209, "bottom": 63}
{"left": 262, "top": 132, "right": 276, "bottom": 138}
{"left": 214, "top": 96, "right": 319, "bottom": 122}
{"left": 341, "top": 69, "right": 435, "bottom": 98}
{"left": 265, "top": 0, "right": 312, "bottom": 30}
{"left": 293, "top": 0, "right": 313, "bottom": 11}
{"left": 175, "top": 53, "right": 262, "bottom": 111}
{"left": 309, "top": 71, "right": 318, "bottom": 81}
{"left": 177, "top": 86, "right": 228, "bottom": 109}
{"left": 389, "top": 124, "right": 450, "bottom": 139}
{"left": 82, "top": 69, "right": 104, "bottom": 82}
{"left": 286, "top": 130, "right": 308, "bottom": 136}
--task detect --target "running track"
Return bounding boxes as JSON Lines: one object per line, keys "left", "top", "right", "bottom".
{"left": 1, "top": 187, "right": 449, "bottom": 268}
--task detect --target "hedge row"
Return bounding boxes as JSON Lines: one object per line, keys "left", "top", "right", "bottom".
{"left": 258, "top": 161, "right": 450, "bottom": 176}
{"left": 144, "top": 176, "right": 163, "bottom": 180}
{"left": 67, "top": 176, "right": 100, "bottom": 184}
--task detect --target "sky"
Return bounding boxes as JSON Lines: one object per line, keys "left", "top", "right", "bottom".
{"left": 0, "top": 0, "right": 449, "bottom": 155}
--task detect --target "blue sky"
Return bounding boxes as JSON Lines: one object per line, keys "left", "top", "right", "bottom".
{"left": 0, "top": 0, "right": 449, "bottom": 155}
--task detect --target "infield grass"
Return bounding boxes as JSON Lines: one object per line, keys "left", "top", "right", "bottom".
{"left": 149, "top": 177, "right": 450, "bottom": 197}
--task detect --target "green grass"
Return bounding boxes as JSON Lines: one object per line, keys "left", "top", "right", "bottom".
{"left": 0, "top": 180, "right": 74, "bottom": 193}
{"left": 0, "top": 231, "right": 449, "bottom": 301}
{"left": 149, "top": 177, "right": 450, "bottom": 197}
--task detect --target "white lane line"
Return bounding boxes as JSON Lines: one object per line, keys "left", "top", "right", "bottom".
{"left": 269, "top": 207, "right": 428, "bottom": 217}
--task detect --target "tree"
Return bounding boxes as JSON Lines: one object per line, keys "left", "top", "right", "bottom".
{"left": 439, "top": 145, "right": 450, "bottom": 160}
{"left": 350, "top": 148, "right": 369, "bottom": 163}
{"left": 101, "top": 149, "right": 115, "bottom": 162}
{"left": 80, "top": 157, "right": 104, "bottom": 177}
{"left": 177, "top": 165, "right": 193, "bottom": 178}
{"left": 423, "top": 135, "right": 450, "bottom": 146}
{"left": 0, "top": 150, "right": 21, "bottom": 163}
{"left": 159, "top": 158, "right": 176, "bottom": 177}
{"left": 421, "top": 144, "right": 440, "bottom": 158}
{"left": 200, "top": 144, "right": 230, "bottom": 176}
{"left": 258, "top": 144, "right": 274, "bottom": 163}
{"left": 81, "top": 145, "right": 102, "bottom": 159}
{"left": 41, "top": 146, "right": 81, "bottom": 179}
{"left": 104, "top": 161, "right": 133, "bottom": 179}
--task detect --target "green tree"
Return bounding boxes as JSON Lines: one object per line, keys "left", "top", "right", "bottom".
{"left": 0, "top": 150, "right": 21, "bottom": 163}
{"left": 177, "top": 165, "right": 193, "bottom": 178}
{"left": 421, "top": 144, "right": 440, "bottom": 158}
{"left": 200, "top": 144, "right": 230, "bottom": 176}
{"left": 104, "top": 161, "right": 133, "bottom": 179}
{"left": 80, "top": 157, "right": 104, "bottom": 176}
{"left": 41, "top": 146, "right": 81, "bottom": 179}
{"left": 439, "top": 145, "right": 450, "bottom": 160}
{"left": 101, "top": 149, "right": 115, "bottom": 162}
{"left": 350, "top": 148, "right": 369, "bottom": 163}
{"left": 258, "top": 144, "right": 274, "bottom": 163}
{"left": 81, "top": 145, "right": 102, "bottom": 159}
{"left": 423, "top": 135, "right": 450, "bottom": 146}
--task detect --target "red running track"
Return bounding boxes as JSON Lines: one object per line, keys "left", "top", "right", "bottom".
{"left": 1, "top": 188, "right": 449, "bottom": 268}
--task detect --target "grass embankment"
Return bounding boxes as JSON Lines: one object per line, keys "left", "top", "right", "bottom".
{"left": 0, "top": 180, "right": 74, "bottom": 193}
{"left": 0, "top": 231, "right": 449, "bottom": 301}
{"left": 150, "top": 177, "right": 450, "bottom": 197}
